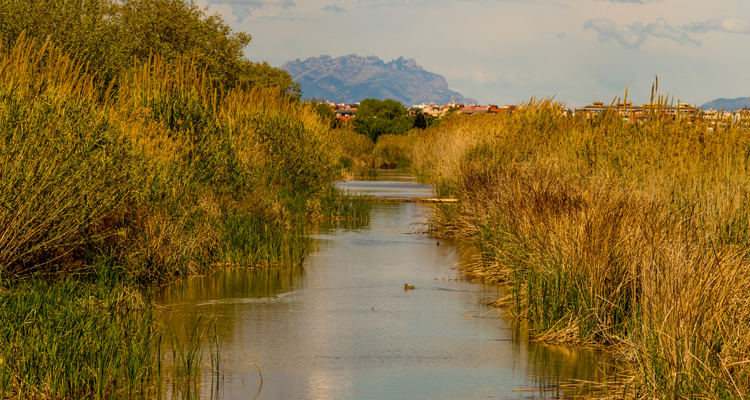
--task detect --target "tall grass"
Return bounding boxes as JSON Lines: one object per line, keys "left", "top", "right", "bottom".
{"left": 306, "top": 184, "right": 371, "bottom": 221}
{"left": 0, "top": 31, "right": 369, "bottom": 398}
{"left": 411, "top": 95, "right": 750, "bottom": 398}
{"left": 1, "top": 30, "right": 368, "bottom": 281}
{"left": 0, "top": 278, "right": 155, "bottom": 398}
{"left": 333, "top": 127, "right": 374, "bottom": 178}
{"left": 220, "top": 213, "right": 310, "bottom": 268}
{"left": 0, "top": 277, "right": 225, "bottom": 399}
{"left": 372, "top": 134, "right": 412, "bottom": 169}
{"left": 0, "top": 33, "right": 141, "bottom": 279}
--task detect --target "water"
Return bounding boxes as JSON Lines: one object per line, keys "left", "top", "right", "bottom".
{"left": 157, "top": 172, "right": 611, "bottom": 399}
{"left": 334, "top": 170, "right": 434, "bottom": 200}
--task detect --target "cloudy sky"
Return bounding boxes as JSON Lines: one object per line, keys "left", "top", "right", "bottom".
{"left": 195, "top": 0, "right": 750, "bottom": 107}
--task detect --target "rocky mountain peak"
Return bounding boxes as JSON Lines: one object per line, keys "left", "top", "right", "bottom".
{"left": 281, "top": 54, "right": 472, "bottom": 105}
{"left": 700, "top": 97, "right": 750, "bottom": 110}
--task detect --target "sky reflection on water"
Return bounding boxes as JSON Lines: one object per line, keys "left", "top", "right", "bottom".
{"left": 157, "top": 175, "right": 612, "bottom": 399}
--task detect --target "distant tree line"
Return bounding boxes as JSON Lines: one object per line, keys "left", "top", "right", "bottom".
{"left": 0, "top": 0, "right": 299, "bottom": 95}
{"left": 351, "top": 98, "right": 438, "bottom": 141}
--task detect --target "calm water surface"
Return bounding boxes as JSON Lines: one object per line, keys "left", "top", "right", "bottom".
{"left": 158, "top": 171, "right": 609, "bottom": 399}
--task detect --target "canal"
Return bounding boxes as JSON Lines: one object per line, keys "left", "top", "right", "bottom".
{"left": 157, "top": 172, "right": 609, "bottom": 399}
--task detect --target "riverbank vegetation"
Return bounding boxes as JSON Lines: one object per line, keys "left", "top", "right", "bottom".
{"left": 0, "top": 4, "right": 369, "bottom": 395}
{"left": 406, "top": 94, "right": 750, "bottom": 398}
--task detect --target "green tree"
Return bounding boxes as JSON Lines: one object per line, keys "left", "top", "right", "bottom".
{"left": 117, "top": 0, "right": 245, "bottom": 87}
{"left": 0, "top": 0, "right": 124, "bottom": 83}
{"left": 0, "top": 0, "right": 299, "bottom": 94}
{"left": 354, "top": 98, "right": 412, "bottom": 141}
{"left": 356, "top": 98, "right": 408, "bottom": 119}
{"left": 240, "top": 60, "right": 301, "bottom": 98}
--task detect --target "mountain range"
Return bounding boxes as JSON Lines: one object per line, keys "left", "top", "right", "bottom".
{"left": 700, "top": 97, "right": 750, "bottom": 110}
{"left": 282, "top": 55, "right": 475, "bottom": 106}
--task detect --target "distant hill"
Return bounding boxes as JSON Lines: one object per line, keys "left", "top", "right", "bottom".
{"left": 700, "top": 97, "right": 750, "bottom": 110}
{"left": 282, "top": 55, "right": 476, "bottom": 106}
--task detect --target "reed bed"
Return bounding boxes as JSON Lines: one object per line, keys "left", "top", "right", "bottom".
{"left": 410, "top": 96, "right": 750, "bottom": 398}
{"left": 305, "top": 184, "right": 371, "bottom": 221}
{"left": 0, "top": 279, "right": 155, "bottom": 398}
{"left": 0, "top": 33, "right": 140, "bottom": 279}
{"left": 372, "top": 134, "right": 412, "bottom": 169}
{"left": 220, "top": 213, "right": 310, "bottom": 268}
{"left": 334, "top": 127, "right": 374, "bottom": 177}
{"left": 0, "top": 31, "right": 369, "bottom": 398}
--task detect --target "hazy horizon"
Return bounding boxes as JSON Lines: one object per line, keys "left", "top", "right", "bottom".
{"left": 195, "top": 0, "right": 750, "bottom": 108}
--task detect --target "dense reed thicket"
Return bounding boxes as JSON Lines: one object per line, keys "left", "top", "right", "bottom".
{"left": 0, "top": 31, "right": 369, "bottom": 398}
{"left": 409, "top": 97, "right": 750, "bottom": 398}
{"left": 372, "top": 134, "right": 412, "bottom": 169}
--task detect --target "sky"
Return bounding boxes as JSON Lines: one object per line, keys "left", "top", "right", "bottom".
{"left": 194, "top": 0, "right": 750, "bottom": 107}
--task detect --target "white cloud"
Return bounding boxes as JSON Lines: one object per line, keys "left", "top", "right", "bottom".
{"left": 584, "top": 18, "right": 701, "bottom": 49}
{"left": 322, "top": 4, "right": 345, "bottom": 13}
{"left": 447, "top": 68, "right": 498, "bottom": 84}
{"left": 683, "top": 16, "right": 750, "bottom": 34}
{"left": 507, "top": 75, "right": 526, "bottom": 86}
{"left": 206, "top": 0, "right": 296, "bottom": 21}
{"left": 472, "top": 70, "right": 493, "bottom": 83}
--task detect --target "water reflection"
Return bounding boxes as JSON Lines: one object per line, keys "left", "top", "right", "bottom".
{"left": 157, "top": 174, "right": 613, "bottom": 399}
{"left": 160, "top": 267, "right": 307, "bottom": 307}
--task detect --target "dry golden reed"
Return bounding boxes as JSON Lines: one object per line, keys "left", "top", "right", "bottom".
{"left": 411, "top": 95, "right": 750, "bottom": 398}
{"left": 372, "top": 134, "right": 412, "bottom": 168}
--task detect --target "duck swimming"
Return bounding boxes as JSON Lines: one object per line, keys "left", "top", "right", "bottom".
{"left": 404, "top": 283, "right": 415, "bottom": 290}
